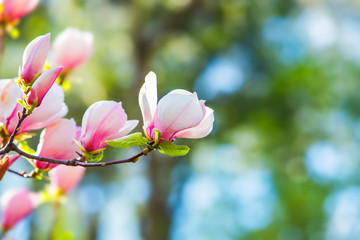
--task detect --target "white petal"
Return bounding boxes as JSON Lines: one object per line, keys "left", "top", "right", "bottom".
{"left": 155, "top": 92, "right": 204, "bottom": 135}
{"left": 174, "top": 106, "right": 214, "bottom": 139}
{"left": 139, "top": 71, "right": 157, "bottom": 128}
{"left": 168, "top": 89, "right": 192, "bottom": 96}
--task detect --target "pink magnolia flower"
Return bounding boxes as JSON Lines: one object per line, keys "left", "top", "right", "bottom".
{"left": 51, "top": 28, "right": 94, "bottom": 71}
{"left": 139, "top": 71, "right": 214, "bottom": 142}
{"left": 0, "top": 80, "right": 68, "bottom": 136}
{"left": 49, "top": 165, "right": 86, "bottom": 194}
{"left": 35, "top": 119, "right": 80, "bottom": 170}
{"left": 25, "top": 66, "right": 63, "bottom": 107}
{"left": 0, "top": 0, "right": 39, "bottom": 23}
{"left": 79, "top": 101, "right": 138, "bottom": 153}
{"left": 20, "top": 33, "right": 50, "bottom": 84}
{"left": 1, "top": 189, "right": 40, "bottom": 231}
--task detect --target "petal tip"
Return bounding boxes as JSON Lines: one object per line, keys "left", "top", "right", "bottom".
{"left": 145, "top": 71, "right": 157, "bottom": 83}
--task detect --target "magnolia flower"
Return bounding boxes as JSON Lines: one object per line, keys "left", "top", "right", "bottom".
{"left": 1, "top": 81, "right": 68, "bottom": 135}
{"left": 35, "top": 119, "right": 80, "bottom": 170}
{"left": 51, "top": 28, "right": 94, "bottom": 71}
{"left": 0, "top": 0, "right": 40, "bottom": 23}
{"left": 20, "top": 33, "right": 50, "bottom": 84}
{"left": 1, "top": 189, "right": 40, "bottom": 231}
{"left": 139, "top": 72, "right": 214, "bottom": 142}
{"left": 49, "top": 165, "right": 86, "bottom": 194}
{"left": 25, "top": 66, "right": 63, "bottom": 107}
{"left": 79, "top": 101, "right": 138, "bottom": 153}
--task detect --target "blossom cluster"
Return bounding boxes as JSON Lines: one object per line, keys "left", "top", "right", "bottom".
{"left": 0, "top": 2, "right": 214, "bottom": 234}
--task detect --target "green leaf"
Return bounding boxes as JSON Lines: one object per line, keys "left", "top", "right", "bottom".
{"left": 158, "top": 141, "right": 190, "bottom": 157}
{"left": 18, "top": 141, "right": 36, "bottom": 154}
{"left": 89, "top": 152, "right": 103, "bottom": 163}
{"left": 106, "top": 132, "right": 149, "bottom": 148}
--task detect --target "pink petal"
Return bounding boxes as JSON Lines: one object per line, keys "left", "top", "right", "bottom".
{"left": 51, "top": 28, "right": 94, "bottom": 71}
{"left": 106, "top": 120, "right": 139, "bottom": 141}
{"left": 26, "top": 66, "right": 63, "bottom": 106}
{"left": 174, "top": 106, "right": 214, "bottom": 139}
{"left": 0, "top": 79, "right": 21, "bottom": 122}
{"left": 20, "top": 84, "right": 68, "bottom": 133}
{"left": 49, "top": 165, "right": 85, "bottom": 194}
{"left": 7, "top": 154, "right": 21, "bottom": 168}
{"left": 35, "top": 119, "right": 79, "bottom": 169}
{"left": 4, "top": 103, "right": 23, "bottom": 134}
{"left": 2, "top": 0, "right": 39, "bottom": 22}
{"left": 139, "top": 71, "right": 157, "bottom": 129}
{"left": 21, "top": 33, "right": 50, "bottom": 84}
{"left": 1, "top": 189, "right": 39, "bottom": 230}
{"left": 80, "top": 101, "right": 128, "bottom": 152}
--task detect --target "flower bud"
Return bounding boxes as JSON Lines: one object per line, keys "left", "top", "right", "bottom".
{"left": 25, "top": 66, "right": 63, "bottom": 107}
{"left": 52, "top": 28, "right": 94, "bottom": 71}
{"left": 1, "top": 189, "right": 39, "bottom": 231}
{"left": 20, "top": 33, "right": 50, "bottom": 84}
{"left": 0, "top": 0, "right": 39, "bottom": 23}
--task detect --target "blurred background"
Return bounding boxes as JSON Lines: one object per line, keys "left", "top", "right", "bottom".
{"left": 1, "top": 0, "right": 360, "bottom": 239}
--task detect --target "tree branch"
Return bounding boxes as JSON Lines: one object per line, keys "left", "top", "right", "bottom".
{"left": 7, "top": 169, "right": 32, "bottom": 178}
{"left": 0, "top": 107, "right": 28, "bottom": 154}
{"left": 10, "top": 143, "right": 151, "bottom": 167}
{"left": 7, "top": 108, "right": 27, "bottom": 146}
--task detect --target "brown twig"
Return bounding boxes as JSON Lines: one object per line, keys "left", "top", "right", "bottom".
{"left": 0, "top": 107, "right": 28, "bottom": 154}
{"left": 10, "top": 143, "right": 151, "bottom": 167}
{"left": 7, "top": 168, "right": 32, "bottom": 178}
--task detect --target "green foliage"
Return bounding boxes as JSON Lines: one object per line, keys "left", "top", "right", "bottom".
{"left": 18, "top": 141, "right": 36, "bottom": 154}
{"left": 106, "top": 132, "right": 149, "bottom": 148}
{"left": 88, "top": 152, "right": 103, "bottom": 163}
{"left": 158, "top": 141, "right": 189, "bottom": 157}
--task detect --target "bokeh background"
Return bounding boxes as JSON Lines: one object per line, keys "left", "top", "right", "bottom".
{"left": 1, "top": 0, "right": 360, "bottom": 239}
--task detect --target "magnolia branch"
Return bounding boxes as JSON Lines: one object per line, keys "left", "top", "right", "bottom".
{"left": 0, "top": 107, "right": 28, "bottom": 154}
{"left": 10, "top": 143, "right": 152, "bottom": 167}
{"left": 0, "top": 107, "right": 153, "bottom": 175}
{"left": 7, "top": 169, "right": 33, "bottom": 178}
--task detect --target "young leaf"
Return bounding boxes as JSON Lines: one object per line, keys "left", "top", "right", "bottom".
{"left": 18, "top": 141, "right": 36, "bottom": 154}
{"left": 158, "top": 141, "right": 190, "bottom": 157}
{"left": 106, "top": 132, "right": 148, "bottom": 148}
{"left": 89, "top": 152, "right": 103, "bottom": 163}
